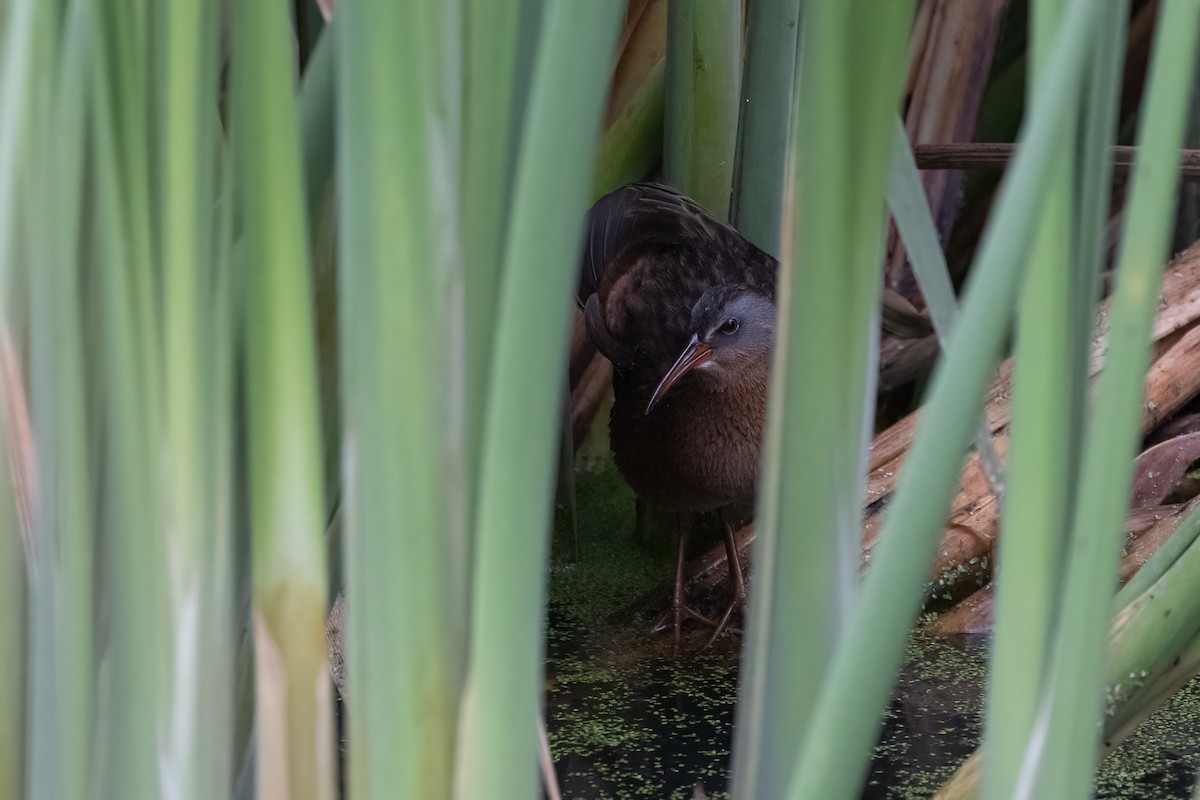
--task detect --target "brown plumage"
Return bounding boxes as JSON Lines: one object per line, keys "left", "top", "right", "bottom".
{"left": 580, "top": 185, "right": 774, "bottom": 362}
{"left": 577, "top": 182, "right": 931, "bottom": 647}
{"left": 578, "top": 183, "right": 775, "bottom": 646}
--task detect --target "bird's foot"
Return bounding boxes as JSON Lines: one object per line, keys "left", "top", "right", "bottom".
{"left": 701, "top": 593, "right": 747, "bottom": 649}
{"left": 649, "top": 604, "right": 721, "bottom": 655}
{"left": 701, "top": 512, "right": 751, "bottom": 649}
{"left": 649, "top": 604, "right": 719, "bottom": 635}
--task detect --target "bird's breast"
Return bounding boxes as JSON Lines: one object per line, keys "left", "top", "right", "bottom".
{"left": 608, "top": 363, "right": 768, "bottom": 513}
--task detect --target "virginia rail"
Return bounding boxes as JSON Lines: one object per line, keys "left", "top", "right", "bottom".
{"left": 577, "top": 183, "right": 775, "bottom": 647}
{"left": 577, "top": 182, "right": 931, "bottom": 648}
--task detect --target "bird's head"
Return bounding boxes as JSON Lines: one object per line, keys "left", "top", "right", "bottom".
{"left": 645, "top": 284, "right": 775, "bottom": 414}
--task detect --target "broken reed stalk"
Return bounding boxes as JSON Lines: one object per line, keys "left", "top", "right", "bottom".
{"left": 914, "top": 142, "right": 1200, "bottom": 180}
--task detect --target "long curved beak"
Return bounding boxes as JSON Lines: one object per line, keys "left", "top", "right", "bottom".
{"left": 646, "top": 335, "right": 712, "bottom": 414}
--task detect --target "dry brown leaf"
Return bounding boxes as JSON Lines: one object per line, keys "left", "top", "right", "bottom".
{"left": 1129, "top": 431, "right": 1200, "bottom": 509}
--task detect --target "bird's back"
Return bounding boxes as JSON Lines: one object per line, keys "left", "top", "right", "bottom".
{"left": 576, "top": 184, "right": 776, "bottom": 512}
{"left": 578, "top": 183, "right": 776, "bottom": 400}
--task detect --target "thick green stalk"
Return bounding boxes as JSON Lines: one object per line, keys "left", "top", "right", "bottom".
{"left": 158, "top": 0, "right": 231, "bottom": 796}
{"left": 204, "top": 124, "right": 238, "bottom": 799}
{"left": 1115, "top": 504, "right": 1200, "bottom": 613}
{"left": 25, "top": 1, "right": 95, "bottom": 797}
{"left": 335, "top": 0, "right": 463, "bottom": 795}
{"left": 593, "top": 57, "right": 666, "bottom": 197}
{"left": 456, "top": 2, "right": 620, "bottom": 797}
{"left": 730, "top": 0, "right": 801, "bottom": 254}
{"left": 731, "top": 1, "right": 912, "bottom": 797}
{"left": 232, "top": 0, "right": 333, "bottom": 797}
{"left": 886, "top": 121, "right": 1005, "bottom": 487}
{"left": 92, "top": 16, "right": 170, "bottom": 795}
{"left": 0, "top": 4, "right": 31, "bottom": 775}
{"left": 886, "top": 122, "right": 961, "bottom": 347}
{"left": 1105, "top": 623, "right": 1200, "bottom": 756}
{"left": 1024, "top": 3, "right": 1200, "bottom": 795}
{"left": 0, "top": 0, "right": 39, "bottom": 292}
{"left": 1069, "top": 0, "right": 1128, "bottom": 472}
{"left": 663, "top": 0, "right": 740, "bottom": 218}
{"left": 462, "top": 0, "right": 522, "bottom": 504}
{"left": 297, "top": 27, "right": 346, "bottom": 529}
{"left": 933, "top": 10, "right": 1132, "bottom": 795}
{"left": 781, "top": 0, "right": 1103, "bottom": 795}
{"left": 981, "top": 1, "right": 1079, "bottom": 795}
{"left": 1101, "top": 531, "right": 1200, "bottom": 740}
{"left": 5, "top": 0, "right": 39, "bottom": 795}
{"left": 1076, "top": 0, "right": 1127, "bottom": 540}
{"left": 99, "top": 0, "right": 162, "bottom": 407}
{"left": 939, "top": 512, "right": 1200, "bottom": 799}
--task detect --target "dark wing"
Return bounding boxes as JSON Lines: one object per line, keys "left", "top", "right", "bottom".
{"left": 577, "top": 183, "right": 776, "bottom": 376}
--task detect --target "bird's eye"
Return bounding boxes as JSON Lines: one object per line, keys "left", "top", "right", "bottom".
{"left": 720, "top": 318, "right": 739, "bottom": 335}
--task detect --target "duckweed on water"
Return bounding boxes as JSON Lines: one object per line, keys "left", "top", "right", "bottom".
{"left": 548, "top": 462, "right": 1200, "bottom": 798}
{"left": 547, "top": 462, "right": 741, "bottom": 797}
{"left": 864, "top": 635, "right": 988, "bottom": 799}
{"left": 1097, "top": 677, "right": 1200, "bottom": 799}
{"left": 550, "top": 462, "right": 667, "bottom": 625}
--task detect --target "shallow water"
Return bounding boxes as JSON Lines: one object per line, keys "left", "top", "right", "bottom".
{"left": 547, "top": 612, "right": 1200, "bottom": 799}
{"left": 547, "top": 464, "right": 1200, "bottom": 799}
{"left": 547, "top": 607, "right": 740, "bottom": 798}
{"left": 545, "top": 606, "right": 985, "bottom": 799}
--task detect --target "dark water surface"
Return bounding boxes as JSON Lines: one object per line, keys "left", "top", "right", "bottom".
{"left": 546, "top": 617, "right": 1200, "bottom": 799}
{"left": 547, "top": 465, "right": 1200, "bottom": 799}
{"left": 545, "top": 609, "right": 986, "bottom": 799}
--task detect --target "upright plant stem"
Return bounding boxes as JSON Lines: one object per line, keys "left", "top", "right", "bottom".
{"left": 456, "top": 2, "right": 621, "bottom": 796}
{"left": 233, "top": 0, "right": 333, "bottom": 797}
{"left": 730, "top": 0, "right": 801, "bottom": 254}
{"left": 298, "top": 29, "right": 345, "bottom": 530}
{"left": 462, "top": 0, "right": 522, "bottom": 505}
{"left": 732, "top": 1, "right": 912, "bottom": 797}
{"left": 158, "top": 0, "right": 233, "bottom": 795}
{"left": 25, "top": 2, "right": 95, "bottom": 797}
{"left": 99, "top": 0, "right": 162, "bottom": 401}
{"left": 981, "top": 0, "right": 1078, "bottom": 794}
{"left": 336, "top": 0, "right": 465, "bottom": 795}
{"left": 1071, "top": 0, "right": 1129, "bottom": 451}
{"left": 594, "top": 58, "right": 666, "bottom": 197}
{"left": 781, "top": 1, "right": 1104, "bottom": 795}
{"left": 94, "top": 14, "right": 167, "bottom": 791}
{"left": 0, "top": 0, "right": 40, "bottom": 293}
{"left": 663, "top": 0, "right": 741, "bottom": 218}
{"left": 1022, "top": 2, "right": 1200, "bottom": 795}
{"left": 886, "top": 121, "right": 1006, "bottom": 492}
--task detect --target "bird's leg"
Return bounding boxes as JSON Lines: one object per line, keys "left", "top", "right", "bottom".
{"left": 704, "top": 510, "right": 749, "bottom": 648}
{"left": 671, "top": 512, "right": 691, "bottom": 647}
{"left": 722, "top": 510, "right": 749, "bottom": 610}
{"left": 650, "top": 513, "right": 717, "bottom": 646}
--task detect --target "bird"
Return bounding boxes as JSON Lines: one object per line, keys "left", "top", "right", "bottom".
{"left": 576, "top": 182, "right": 932, "bottom": 649}
{"left": 576, "top": 182, "right": 776, "bottom": 648}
